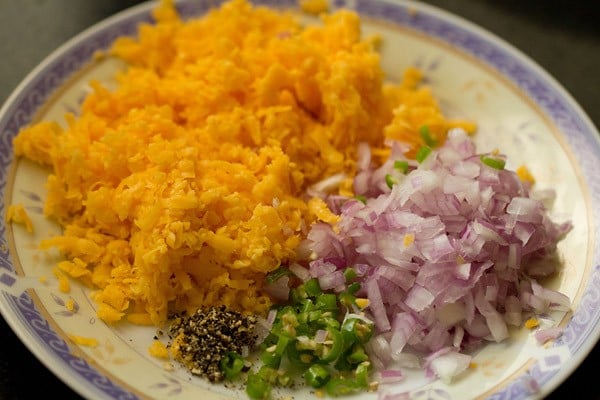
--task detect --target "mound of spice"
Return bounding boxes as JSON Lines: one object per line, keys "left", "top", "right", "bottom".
{"left": 168, "top": 305, "right": 257, "bottom": 382}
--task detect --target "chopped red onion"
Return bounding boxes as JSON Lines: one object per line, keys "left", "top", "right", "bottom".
{"left": 318, "top": 270, "right": 345, "bottom": 291}
{"left": 534, "top": 326, "right": 564, "bottom": 344}
{"left": 427, "top": 351, "right": 472, "bottom": 383}
{"left": 404, "top": 285, "right": 435, "bottom": 312}
{"left": 390, "top": 312, "right": 418, "bottom": 358}
{"left": 297, "top": 129, "right": 572, "bottom": 380}
{"left": 307, "top": 172, "right": 347, "bottom": 199}
{"left": 378, "top": 390, "right": 411, "bottom": 400}
{"left": 366, "top": 334, "right": 394, "bottom": 366}
{"left": 368, "top": 278, "right": 392, "bottom": 331}
{"left": 314, "top": 329, "right": 328, "bottom": 344}
{"left": 377, "top": 369, "right": 405, "bottom": 384}
{"left": 289, "top": 262, "right": 311, "bottom": 282}
{"left": 265, "top": 275, "right": 290, "bottom": 301}
{"left": 531, "top": 280, "right": 570, "bottom": 310}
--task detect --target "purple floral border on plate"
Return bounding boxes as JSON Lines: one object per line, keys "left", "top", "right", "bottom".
{"left": 0, "top": 0, "right": 599, "bottom": 399}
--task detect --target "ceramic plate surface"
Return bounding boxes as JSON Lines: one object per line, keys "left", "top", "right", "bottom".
{"left": 1, "top": 1, "right": 599, "bottom": 399}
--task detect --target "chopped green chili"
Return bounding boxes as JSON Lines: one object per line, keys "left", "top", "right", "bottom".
{"left": 341, "top": 317, "right": 374, "bottom": 345}
{"left": 354, "top": 194, "right": 367, "bottom": 204}
{"left": 315, "top": 293, "right": 338, "bottom": 312}
{"left": 354, "top": 361, "right": 371, "bottom": 388}
{"left": 393, "top": 160, "right": 409, "bottom": 174}
{"left": 338, "top": 291, "right": 356, "bottom": 308}
{"left": 286, "top": 342, "right": 315, "bottom": 366}
{"left": 346, "top": 282, "right": 361, "bottom": 294}
{"left": 265, "top": 267, "right": 290, "bottom": 284}
{"left": 256, "top": 365, "right": 291, "bottom": 386}
{"left": 415, "top": 145, "right": 432, "bottom": 163}
{"left": 419, "top": 125, "right": 438, "bottom": 147}
{"left": 259, "top": 349, "right": 281, "bottom": 369}
{"left": 343, "top": 267, "right": 357, "bottom": 282}
{"left": 220, "top": 352, "right": 245, "bottom": 380}
{"left": 385, "top": 173, "right": 397, "bottom": 189}
{"left": 480, "top": 154, "right": 506, "bottom": 170}
{"left": 325, "top": 377, "right": 362, "bottom": 397}
{"left": 346, "top": 344, "right": 369, "bottom": 364}
{"left": 333, "top": 349, "right": 355, "bottom": 371}
{"left": 317, "top": 328, "right": 344, "bottom": 362}
{"left": 246, "top": 372, "right": 271, "bottom": 400}
{"left": 249, "top": 273, "right": 374, "bottom": 399}
{"left": 303, "top": 364, "right": 331, "bottom": 388}
{"left": 303, "top": 278, "right": 322, "bottom": 297}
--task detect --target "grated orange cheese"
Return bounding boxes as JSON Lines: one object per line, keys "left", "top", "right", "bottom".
{"left": 11, "top": 0, "right": 472, "bottom": 326}
{"left": 65, "top": 298, "right": 76, "bottom": 312}
{"left": 52, "top": 267, "right": 71, "bottom": 294}
{"left": 516, "top": 165, "right": 536, "bottom": 185}
{"left": 5, "top": 204, "right": 34, "bottom": 233}
{"left": 148, "top": 339, "right": 170, "bottom": 359}
{"left": 68, "top": 334, "right": 99, "bottom": 348}
{"left": 525, "top": 317, "right": 540, "bottom": 329}
{"left": 299, "top": 0, "right": 329, "bottom": 15}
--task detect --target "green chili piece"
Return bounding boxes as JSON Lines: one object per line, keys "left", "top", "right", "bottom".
{"left": 316, "top": 293, "right": 337, "bottom": 311}
{"left": 347, "top": 344, "right": 369, "bottom": 364}
{"left": 354, "top": 194, "right": 367, "bottom": 204}
{"left": 419, "top": 125, "right": 438, "bottom": 147}
{"left": 278, "top": 308, "right": 299, "bottom": 338}
{"left": 347, "top": 282, "right": 361, "bottom": 294}
{"left": 343, "top": 267, "right": 357, "bottom": 282}
{"left": 266, "top": 267, "right": 290, "bottom": 284}
{"left": 354, "top": 361, "right": 371, "bottom": 388}
{"left": 341, "top": 317, "right": 374, "bottom": 345}
{"left": 260, "top": 349, "right": 281, "bottom": 369}
{"left": 260, "top": 333, "right": 290, "bottom": 368}
{"left": 277, "top": 373, "right": 292, "bottom": 387}
{"left": 325, "top": 377, "right": 361, "bottom": 397}
{"left": 320, "top": 316, "right": 341, "bottom": 330}
{"left": 257, "top": 365, "right": 292, "bottom": 386}
{"left": 300, "top": 298, "right": 315, "bottom": 313}
{"left": 385, "top": 173, "right": 397, "bottom": 189}
{"left": 338, "top": 291, "right": 356, "bottom": 308}
{"left": 220, "top": 351, "right": 245, "bottom": 380}
{"left": 307, "top": 309, "right": 323, "bottom": 323}
{"left": 303, "top": 278, "right": 322, "bottom": 297}
{"left": 334, "top": 349, "right": 354, "bottom": 371}
{"left": 256, "top": 366, "right": 278, "bottom": 383}
{"left": 393, "top": 160, "right": 409, "bottom": 174}
{"left": 297, "top": 299, "right": 315, "bottom": 324}
{"left": 260, "top": 332, "right": 278, "bottom": 349}
{"left": 415, "top": 145, "right": 432, "bottom": 163}
{"left": 480, "top": 154, "right": 506, "bottom": 170}
{"left": 246, "top": 372, "right": 271, "bottom": 400}
{"left": 317, "top": 328, "right": 344, "bottom": 363}
{"left": 274, "top": 334, "right": 290, "bottom": 355}
{"left": 287, "top": 342, "right": 314, "bottom": 367}
{"left": 303, "top": 364, "right": 331, "bottom": 388}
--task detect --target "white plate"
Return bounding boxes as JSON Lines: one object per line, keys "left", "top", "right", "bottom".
{"left": 1, "top": 1, "right": 599, "bottom": 399}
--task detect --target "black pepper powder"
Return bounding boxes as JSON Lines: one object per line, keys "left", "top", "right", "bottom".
{"left": 168, "top": 305, "right": 257, "bottom": 382}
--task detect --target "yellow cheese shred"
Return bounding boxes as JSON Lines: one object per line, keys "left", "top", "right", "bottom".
{"left": 148, "top": 339, "right": 170, "bottom": 359}
{"left": 5, "top": 204, "right": 34, "bottom": 233}
{"left": 67, "top": 334, "right": 99, "bottom": 348}
{"left": 11, "top": 0, "right": 474, "bottom": 326}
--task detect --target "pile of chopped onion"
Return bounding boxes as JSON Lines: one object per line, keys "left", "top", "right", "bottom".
{"left": 296, "top": 129, "right": 572, "bottom": 382}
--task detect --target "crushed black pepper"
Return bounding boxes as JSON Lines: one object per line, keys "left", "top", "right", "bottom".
{"left": 168, "top": 305, "right": 257, "bottom": 383}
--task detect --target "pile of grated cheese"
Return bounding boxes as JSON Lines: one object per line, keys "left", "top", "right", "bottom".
{"left": 12, "top": 0, "right": 475, "bottom": 326}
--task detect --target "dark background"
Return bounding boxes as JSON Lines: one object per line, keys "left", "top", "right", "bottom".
{"left": 0, "top": 1, "right": 598, "bottom": 399}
